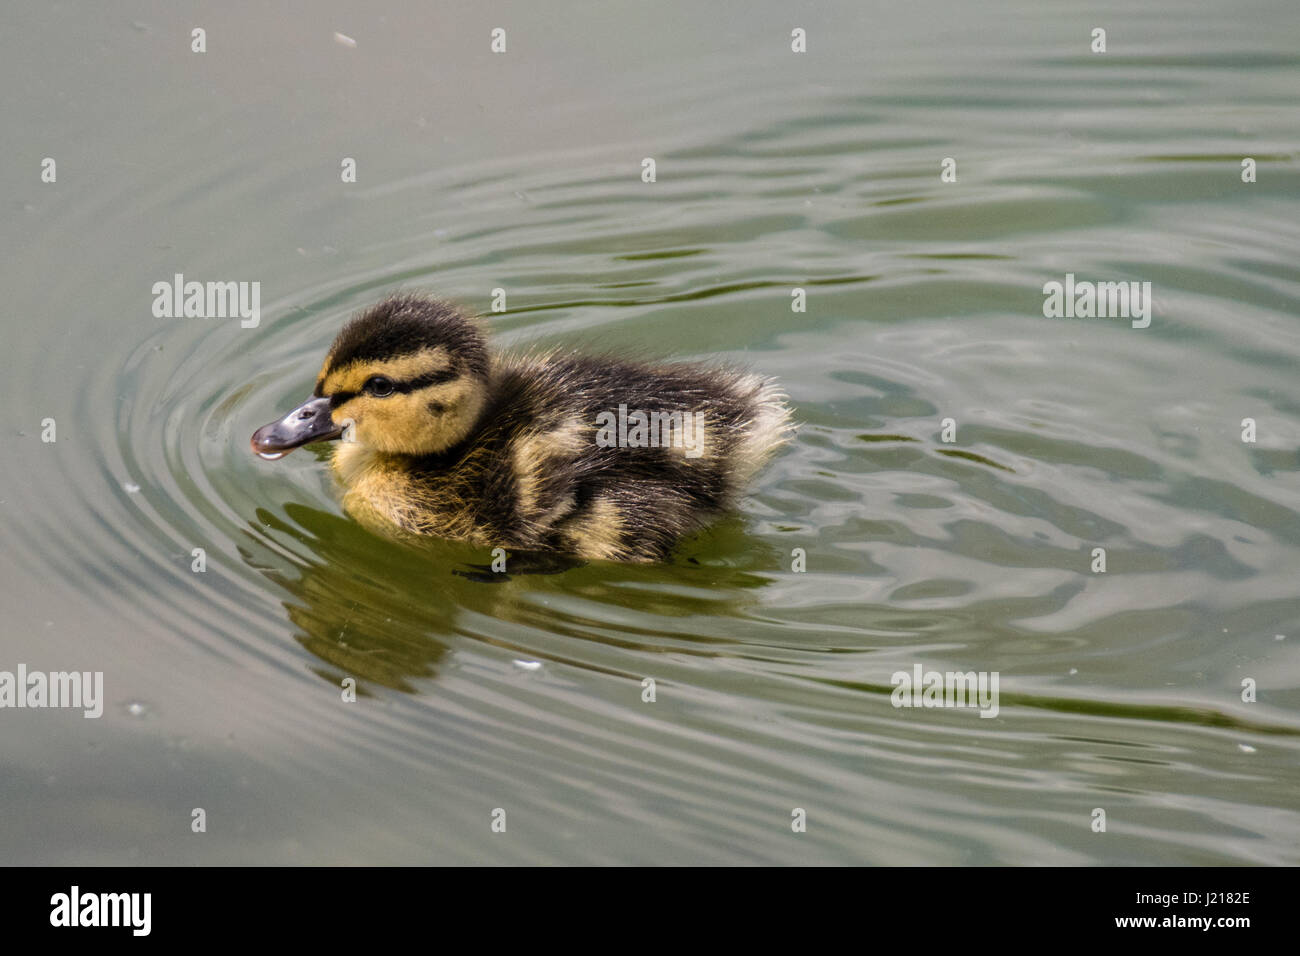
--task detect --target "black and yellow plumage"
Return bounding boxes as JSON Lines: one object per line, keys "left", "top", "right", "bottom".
{"left": 252, "top": 294, "right": 793, "bottom": 563}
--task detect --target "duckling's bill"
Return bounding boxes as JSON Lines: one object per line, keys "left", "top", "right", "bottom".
{"left": 250, "top": 396, "right": 344, "bottom": 459}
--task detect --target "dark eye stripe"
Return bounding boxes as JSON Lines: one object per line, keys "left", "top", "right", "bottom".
{"left": 402, "top": 367, "right": 459, "bottom": 390}
{"left": 327, "top": 367, "right": 458, "bottom": 407}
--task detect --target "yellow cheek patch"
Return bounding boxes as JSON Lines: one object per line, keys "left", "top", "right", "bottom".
{"left": 321, "top": 347, "right": 452, "bottom": 395}
{"left": 366, "top": 392, "right": 437, "bottom": 453}
{"left": 332, "top": 389, "right": 465, "bottom": 455}
{"left": 323, "top": 361, "right": 486, "bottom": 456}
{"left": 329, "top": 394, "right": 368, "bottom": 426}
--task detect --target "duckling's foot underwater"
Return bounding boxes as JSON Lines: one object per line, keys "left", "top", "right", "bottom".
{"left": 251, "top": 294, "right": 794, "bottom": 564}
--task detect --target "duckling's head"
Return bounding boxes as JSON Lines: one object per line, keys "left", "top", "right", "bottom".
{"left": 251, "top": 295, "right": 489, "bottom": 459}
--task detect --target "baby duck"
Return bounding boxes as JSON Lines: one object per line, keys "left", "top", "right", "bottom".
{"left": 251, "top": 294, "right": 793, "bottom": 563}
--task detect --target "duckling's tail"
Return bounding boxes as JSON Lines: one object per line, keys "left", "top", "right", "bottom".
{"left": 733, "top": 374, "right": 795, "bottom": 490}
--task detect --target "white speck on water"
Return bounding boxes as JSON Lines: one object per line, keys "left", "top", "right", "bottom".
{"left": 1276, "top": 634, "right": 1286, "bottom": 641}
{"left": 123, "top": 481, "right": 141, "bottom": 494}
{"left": 513, "top": 660, "right": 542, "bottom": 671}
{"left": 1238, "top": 743, "right": 1257, "bottom": 753}
{"left": 1068, "top": 667, "right": 1079, "bottom": 675}
{"left": 334, "top": 32, "right": 357, "bottom": 48}
{"left": 124, "top": 700, "right": 150, "bottom": 718}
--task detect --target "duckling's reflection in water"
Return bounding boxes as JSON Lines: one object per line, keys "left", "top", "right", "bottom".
{"left": 240, "top": 503, "right": 780, "bottom": 693}
{"left": 453, "top": 549, "right": 585, "bottom": 582}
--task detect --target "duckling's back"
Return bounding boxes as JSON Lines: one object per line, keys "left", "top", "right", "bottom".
{"left": 439, "top": 351, "right": 793, "bottom": 562}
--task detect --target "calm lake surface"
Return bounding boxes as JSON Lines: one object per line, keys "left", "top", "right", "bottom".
{"left": 3, "top": 1, "right": 1299, "bottom": 864}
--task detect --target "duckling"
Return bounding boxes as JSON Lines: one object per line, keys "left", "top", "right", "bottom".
{"left": 251, "top": 294, "right": 793, "bottom": 563}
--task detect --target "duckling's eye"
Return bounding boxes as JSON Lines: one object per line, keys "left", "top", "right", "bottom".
{"left": 364, "top": 375, "right": 395, "bottom": 397}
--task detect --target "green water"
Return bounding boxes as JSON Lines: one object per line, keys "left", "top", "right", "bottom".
{"left": 2, "top": 1, "right": 1299, "bottom": 864}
